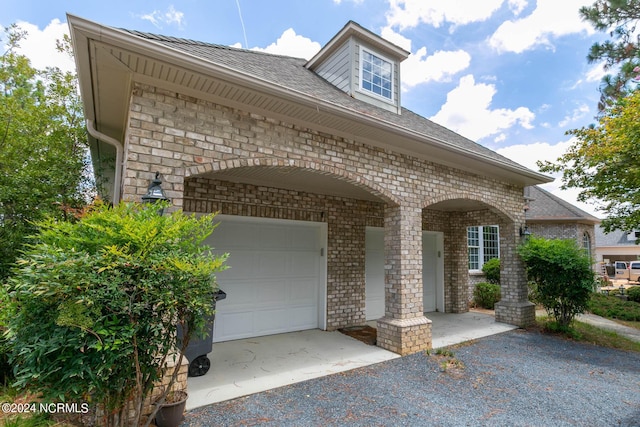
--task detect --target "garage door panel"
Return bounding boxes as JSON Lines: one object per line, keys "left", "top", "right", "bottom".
{"left": 258, "top": 253, "right": 288, "bottom": 277}
{"left": 289, "top": 278, "right": 318, "bottom": 302}
{"left": 208, "top": 217, "right": 324, "bottom": 342}
{"left": 290, "top": 252, "right": 318, "bottom": 274}
{"left": 290, "top": 228, "right": 321, "bottom": 249}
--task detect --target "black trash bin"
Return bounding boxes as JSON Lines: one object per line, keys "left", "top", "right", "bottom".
{"left": 178, "top": 289, "right": 226, "bottom": 377}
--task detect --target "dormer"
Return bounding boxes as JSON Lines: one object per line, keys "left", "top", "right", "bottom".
{"left": 305, "top": 21, "right": 409, "bottom": 115}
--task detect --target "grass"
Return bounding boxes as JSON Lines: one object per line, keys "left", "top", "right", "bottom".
{"left": 535, "top": 292, "right": 640, "bottom": 353}
{"left": 588, "top": 293, "right": 640, "bottom": 322}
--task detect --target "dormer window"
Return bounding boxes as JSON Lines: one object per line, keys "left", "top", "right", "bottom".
{"left": 361, "top": 49, "right": 393, "bottom": 100}
{"left": 305, "top": 21, "right": 409, "bottom": 115}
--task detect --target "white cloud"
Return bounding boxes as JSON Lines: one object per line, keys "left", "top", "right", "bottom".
{"left": 430, "top": 74, "right": 534, "bottom": 141}
{"left": 508, "top": 0, "right": 528, "bottom": 15}
{"left": 251, "top": 28, "right": 321, "bottom": 60}
{"left": 10, "top": 20, "right": 75, "bottom": 74}
{"left": 386, "top": 0, "right": 507, "bottom": 30}
{"left": 138, "top": 5, "right": 185, "bottom": 29}
{"left": 497, "top": 139, "right": 603, "bottom": 217}
{"left": 489, "top": 0, "right": 594, "bottom": 53}
{"left": 380, "top": 26, "right": 470, "bottom": 89}
{"left": 558, "top": 103, "right": 590, "bottom": 128}
{"left": 402, "top": 48, "right": 471, "bottom": 88}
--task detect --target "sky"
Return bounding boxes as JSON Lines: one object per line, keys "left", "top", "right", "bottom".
{"left": 1, "top": 0, "right": 612, "bottom": 217}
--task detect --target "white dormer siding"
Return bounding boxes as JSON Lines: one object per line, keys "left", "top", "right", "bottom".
{"left": 306, "top": 21, "right": 409, "bottom": 115}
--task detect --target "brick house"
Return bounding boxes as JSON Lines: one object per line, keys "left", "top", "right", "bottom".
{"left": 524, "top": 185, "right": 599, "bottom": 259}
{"left": 69, "top": 16, "right": 552, "bottom": 355}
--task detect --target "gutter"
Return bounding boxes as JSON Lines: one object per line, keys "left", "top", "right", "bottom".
{"left": 86, "top": 119, "right": 122, "bottom": 205}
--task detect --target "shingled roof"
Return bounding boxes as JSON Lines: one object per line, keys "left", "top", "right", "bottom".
{"left": 120, "top": 29, "right": 546, "bottom": 178}
{"left": 525, "top": 186, "right": 600, "bottom": 224}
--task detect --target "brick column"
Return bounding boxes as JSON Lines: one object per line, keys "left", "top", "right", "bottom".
{"left": 376, "top": 204, "right": 432, "bottom": 355}
{"left": 494, "top": 223, "right": 535, "bottom": 327}
{"left": 445, "top": 212, "right": 469, "bottom": 313}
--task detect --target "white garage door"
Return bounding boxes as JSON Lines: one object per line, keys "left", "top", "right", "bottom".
{"left": 205, "top": 216, "right": 325, "bottom": 342}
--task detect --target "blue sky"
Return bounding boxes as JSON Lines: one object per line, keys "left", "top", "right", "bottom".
{"left": 2, "top": 0, "right": 609, "bottom": 216}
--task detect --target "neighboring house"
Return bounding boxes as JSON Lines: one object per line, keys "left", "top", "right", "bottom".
{"left": 467, "top": 185, "right": 600, "bottom": 293}
{"left": 69, "top": 16, "right": 552, "bottom": 355}
{"left": 595, "top": 226, "right": 640, "bottom": 265}
{"left": 523, "top": 186, "right": 599, "bottom": 260}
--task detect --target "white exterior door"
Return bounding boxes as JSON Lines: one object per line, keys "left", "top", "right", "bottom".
{"left": 205, "top": 216, "right": 326, "bottom": 342}
{"left": 423, "top": 231, "right": 444, "bottom": 313}
{"left": 365, "top": 227, "right": 445, "bottom": 320}
{"left": 365, "top": 227, "right": 385, "bottom": 320}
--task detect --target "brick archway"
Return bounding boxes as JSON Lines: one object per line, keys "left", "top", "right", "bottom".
{"left": 184, "top": 157, "right": 402, "bottom": 207}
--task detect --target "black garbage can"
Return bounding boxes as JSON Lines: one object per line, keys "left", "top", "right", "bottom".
{"left": 179, "top": 289, "right": 226, "bottom": 377}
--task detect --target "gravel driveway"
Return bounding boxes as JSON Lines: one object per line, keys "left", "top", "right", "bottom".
{"left": 181, "top": 329, "right": 640, "bottom": 426}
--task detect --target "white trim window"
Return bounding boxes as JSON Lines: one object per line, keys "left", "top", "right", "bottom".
{"left": 360, "top": 48, "right": 393, "bottom": 100}
{"left": 582, "top": 232, "right": 591, "bottom": 259}
{"left": 467, "top": 225, "right": 500, "bottom": 271}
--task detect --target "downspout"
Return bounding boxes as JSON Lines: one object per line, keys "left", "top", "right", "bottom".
{"left": 86, "top": 119, "right": 122, "bottom": 205}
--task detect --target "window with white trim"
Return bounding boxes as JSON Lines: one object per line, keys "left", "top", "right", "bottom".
{"left": 360, "top": 48, "right": 393, "bottom": 100}
{"left": 582, "top": 232, "right": 591, "bottom": 258}
{"left": 467, "top": 225, "right": 500, "bottom": 271}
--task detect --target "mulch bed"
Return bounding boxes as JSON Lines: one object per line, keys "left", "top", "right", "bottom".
{"left": 338, "top": 325, "right": 377, "bottom": 345}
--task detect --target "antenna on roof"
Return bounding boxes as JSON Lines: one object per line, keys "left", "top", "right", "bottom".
{"left": 235, "top": 0, "right": 249, "bottom": 49}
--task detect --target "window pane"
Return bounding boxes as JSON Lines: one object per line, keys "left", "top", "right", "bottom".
{"left": 361, "top": 50, "right": 393, "bottom": 100}
{"left": 483, "top": 226, "right": 499, "bottom": 261}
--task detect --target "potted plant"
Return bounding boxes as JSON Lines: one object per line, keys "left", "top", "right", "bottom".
{"left": 155, "top": 390, "right": 188, "bottom": 427}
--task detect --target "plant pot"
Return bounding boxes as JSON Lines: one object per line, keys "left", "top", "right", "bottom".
{"left": 155, "top": 391, "right": 188, "bottom": 427}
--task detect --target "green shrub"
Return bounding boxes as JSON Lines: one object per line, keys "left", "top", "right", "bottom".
{"left": 481, "top": 258, "right": 500, "bottom": 284}
{"left": 589, "top": 293, "right": 640, "bottom": 321}
{"left": 518, "top": 236, "right": 594, "bottom": 328}
{"left": 0, "top": 285, "right": 12, "bottom": 385}
{"left": 473, "top": 282, "right": 501, "bottom": 309}
{"left": 627, "top": 286, "right": 640, "bottom": 303}
{"left": 5, "top": 201, "right": 227, "bottom": 426}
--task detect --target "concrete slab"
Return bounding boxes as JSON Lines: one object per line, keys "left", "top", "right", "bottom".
{"left": 186, "top": 311, "right": 516, "bottom": 410}
{"left": 186, "top": 329, "right": 399, "bottom": 410}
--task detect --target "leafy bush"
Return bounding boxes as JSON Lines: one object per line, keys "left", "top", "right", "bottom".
{"left": 473, "top": 282, "right": 501, "bottom": 309}
{"left": 5, "top": 201, "right": 227, "bottom": 426}
{"left": 0, "top": 285, "right": 11, "bottom": 385}
{"left": 481, "top": 258, "right": 500, "bottom": 284}
{"left": 589, "top": 293, "right": 640, "bottom": 321}
{"left": 518, "top": 236, "right": 594, "bottom": 328}
{"left": 627, "top": 286, "right": 640, "bottom": 303}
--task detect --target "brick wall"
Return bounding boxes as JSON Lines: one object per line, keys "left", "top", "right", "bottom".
{"left": 122, "top": 83, "right": 532, "bottom": 352}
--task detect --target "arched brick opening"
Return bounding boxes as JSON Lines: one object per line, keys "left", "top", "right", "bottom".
{"left": 421, "top": 193, "right": 524, "bottom": 314}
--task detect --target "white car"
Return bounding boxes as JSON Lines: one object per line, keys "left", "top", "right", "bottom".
{"left": 614, "top": 261, "right": 640, "bottom": 282}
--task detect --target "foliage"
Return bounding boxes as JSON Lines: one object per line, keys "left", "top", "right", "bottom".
{"left": 0, "top": 24, "right": 93, "bottom": 281}
{"left": 539, "top": 90, "right": 640, "bottom": 233}
{"left": 473, "top": 282, "right": 501, "bottom": 310}
{"left": 627, "top": 286, "right": 640, "bottom": 303}
{"left": 518, "top": 237, "right": 595, "bottom": 328}
{"left": 0, "top": 284, "right": 11, "bottom": 385}
{"left": 481, "top": 257, "right": 500, "bottom": 284}
{"left": 580, "top": 0, "right": 640, "bottom": 109}
{"left": 589, "top": 292, "right": 640, "bottom": 320}
{"left": 5, "top": 201, "right": 227, "bottom": 427}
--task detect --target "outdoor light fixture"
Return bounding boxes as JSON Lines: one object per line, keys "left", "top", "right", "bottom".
{"left": 619, "top": 284, "right": 625, "bottom": 295}
{"left": 519, "top": 225, "right": 531, "bottom": 238}
{"left": 142, "top": 172, "right": 170, "bottom": 214}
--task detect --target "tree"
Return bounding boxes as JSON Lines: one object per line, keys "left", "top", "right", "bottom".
{"left": 518, "top": 237, "right": 595, "bottom": 329}
{"left": 6, "top": 201, "right": 227, "bottom": 426}
{"left": 540, "top": 89, "right": 640, "bottom": 232}
{"left": 0, "top": 24, "right": 92, "bottom": 280}
{"left": 580, "top": 1, "right": 640, "bottom": 109}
